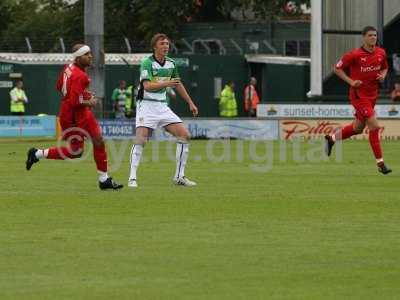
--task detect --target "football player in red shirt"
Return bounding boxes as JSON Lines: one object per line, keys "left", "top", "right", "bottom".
{"left": 325, "top": 26, "right": 392, "bottom": 174}
{"left": 26, "top": 44, "right": 123, "bottom": 190}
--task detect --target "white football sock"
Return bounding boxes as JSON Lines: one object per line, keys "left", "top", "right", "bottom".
{"left": 174, "top": 142, "right": 189, "bottom": 179}
{"left": 98, "top": 171, "right": 109, "bottom": 183}
{"left": 35, "top": 149, "right": 49, "bottom": 159}
{"left": 129, "top": 144, "right": 143, "bottom": 180}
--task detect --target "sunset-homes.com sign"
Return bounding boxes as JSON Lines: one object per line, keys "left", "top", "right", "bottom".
{"left": 258, "top": 104, "right": 400, "bottom": 119}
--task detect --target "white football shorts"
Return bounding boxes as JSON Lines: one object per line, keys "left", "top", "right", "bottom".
{"left": 135, "top": 100, "right": 182, "bottom": 129}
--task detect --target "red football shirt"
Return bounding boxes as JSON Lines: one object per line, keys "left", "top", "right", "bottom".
{"left": 335, "top": 46, "right": 388, "bottom": 102}
{"left": 56, "top": 63, "right": 91, "bottom": 108}
{"left": 56, "top": 63, "right": 92, "bottom": 122}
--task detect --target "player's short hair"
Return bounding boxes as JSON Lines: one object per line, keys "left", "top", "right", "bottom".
{"left": 150, "top": 33, "right": 170, "bottom": 51}
{"left": 362, "top": 26, "right": 377, "bottom": 36}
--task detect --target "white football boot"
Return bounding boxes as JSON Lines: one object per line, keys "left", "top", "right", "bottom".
{"left": 173, "top": 176, "right": 197, "bottom": 187}
{"left": 128, "top": 178, "right": 138, "bottom": 188}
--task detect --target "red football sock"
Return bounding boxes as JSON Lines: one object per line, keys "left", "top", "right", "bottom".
{"left": 369, "top": 128, "right": 383, "bottom": 160}
{"left": 46, "top": 139, "right": 84, "bottom": 160}
{"left": 334, "top": 124, "right": 356, "bottom": 141}
{"left": 47, "top": 147, "right": 76, "bottom": 159}
{"left": 93, "top": 143, "right": 108, "bottom": 172}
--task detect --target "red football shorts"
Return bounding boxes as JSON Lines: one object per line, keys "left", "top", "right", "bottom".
{"left": 59, "top": 109, "right": 102, "bottom": 142}
{"left": 351, "top": 99, "right": 376, "bottom": 122}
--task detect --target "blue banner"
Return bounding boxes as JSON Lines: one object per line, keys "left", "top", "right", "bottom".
{"left": 99, "top": 118, "right": 279, "bottom": 140}
{"left": 154, "top": 119, "right": 279, "bottom": 140}
{"left": 99, "top": 119, "right": 135, "bottom": 139}
{"left": 0, "top": 116, "right": 56, "bottom": 137}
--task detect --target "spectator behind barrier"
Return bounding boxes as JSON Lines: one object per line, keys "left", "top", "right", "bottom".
{"left": 219, "top": 81, "right": 238, "bottom": 117}
{"left": 112, "top": 80, "right": 129, "bottom": 119}
{"left": 10, "top": 80, "right": 28, "bottom": 116}
{"left": 243, "top": 76, "right": 260, "bottom": 117}
{"left": 391, "top": 82, "right": 400, "bottom": 102}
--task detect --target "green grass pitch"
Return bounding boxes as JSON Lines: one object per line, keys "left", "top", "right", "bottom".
{"left": 0, "top": 138, "right": 399, "bottom": 299}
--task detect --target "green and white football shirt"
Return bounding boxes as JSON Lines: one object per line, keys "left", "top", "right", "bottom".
{"left": 138, "top": 55, "right": 179, "bottom": 103}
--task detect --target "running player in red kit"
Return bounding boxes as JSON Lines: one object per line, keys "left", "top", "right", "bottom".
{"left": 26, "top": 44, "right": 123, "bottom": 189}
{"left": 325, "top": 26, "right": 392, "bottom": 174}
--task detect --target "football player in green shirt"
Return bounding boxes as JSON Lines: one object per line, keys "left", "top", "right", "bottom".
{"left": 128, "top": 33, "right": 198, "bottom": 187}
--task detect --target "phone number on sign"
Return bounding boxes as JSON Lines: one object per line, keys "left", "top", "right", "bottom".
{"left": 101, "top": 125, "right": 134, "bottom": 136}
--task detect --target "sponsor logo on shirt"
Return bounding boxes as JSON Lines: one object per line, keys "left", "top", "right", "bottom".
{"left": 361, "top": 57, "right": 367, "bottom": 62}
{"left": 360, "top": 65, "right": 381, "bottom": 73}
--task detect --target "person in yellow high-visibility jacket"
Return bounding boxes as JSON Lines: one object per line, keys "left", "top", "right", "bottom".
{"left": 219, "top": 81, "right": 238, "bottom": 117}
{"left": 10, "top": 80, "right": 28, "bottom": 115}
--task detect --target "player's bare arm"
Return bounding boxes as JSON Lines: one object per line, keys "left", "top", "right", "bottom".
{"left": 333, "top": 67, "right": 362, "bottom": 88}
{"left": 377, "top": 68, "right": 388, "bottom": 82}
{"left": 81, "top": 96, "right": 97, "bottom": 107}
{"left": 143, "top": 79, "right": 180, "bottom": 91}
{"left": 174, "top": 83, "right": 198, "bottom": 116}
